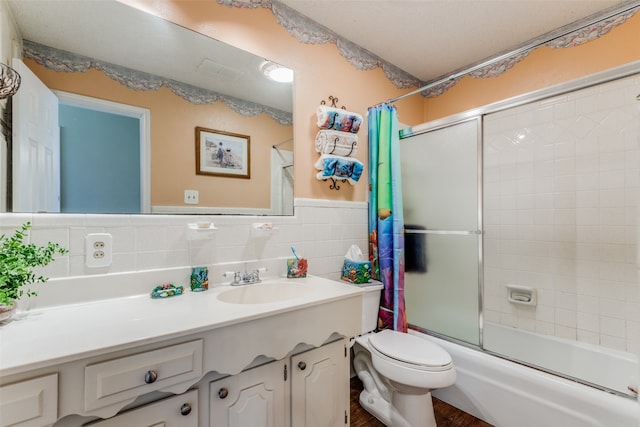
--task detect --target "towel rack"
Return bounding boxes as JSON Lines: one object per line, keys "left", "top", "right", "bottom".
{"left": 318, "top": 95, "right": 353, "bottom": 191}
{"left": 321, "top": 95, "right": 345, "bottom": 109}
{"left": 327, "top": 137, "right": 357, "bottom": 157}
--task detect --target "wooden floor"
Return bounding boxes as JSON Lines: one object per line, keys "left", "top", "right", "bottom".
{"left": 350, "top": 377, "right": 493, "bottom": 427}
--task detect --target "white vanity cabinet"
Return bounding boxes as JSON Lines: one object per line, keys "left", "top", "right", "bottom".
{"left": 209, "top": 359, "right": 289, "bottom": 426}
{"left": 0, "top": 276, "right": 364, "bottom": 427}
{"left": 291, "top": 339, "right": 349, "bottom": 427}
{"left": 84, "top": 389, "right": 198, "bottom": 427}
{"left": 0, "top": 373, "right": 58, "bottom": 427}
{"left": 209, "top": 339, "right": 349, "bottom": 427}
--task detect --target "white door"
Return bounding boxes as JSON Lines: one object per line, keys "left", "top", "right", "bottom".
{"left": 12, "top": 58, "right": 60, "bottom": 212}
{"left": 209, "top": 360, "right": 288, "bottom": 427}
{"left": 291, "top": 339, "right": 349, "bottom": 427}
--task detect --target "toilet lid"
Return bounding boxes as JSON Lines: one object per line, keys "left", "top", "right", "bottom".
{"left": 368, "top": 330, "right": 452, "bottom": 368}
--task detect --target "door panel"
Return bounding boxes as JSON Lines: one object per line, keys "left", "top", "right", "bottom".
{"left": 12, "top": 58, "right": 60, "bottom": 212}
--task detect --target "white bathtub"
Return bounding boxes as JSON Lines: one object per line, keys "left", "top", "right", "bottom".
{"left": 410, "top": 329, "right": 640, "bottom": 427}
{"left": 483, "top": 322, "right": 638, "bottom": 397}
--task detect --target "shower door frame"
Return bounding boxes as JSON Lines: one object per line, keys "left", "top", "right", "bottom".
{"left": 400, "top": 116, "right": 485, "bottom": 348}
{"left": 402, "top": 60, "right": 640, "bottom": 397}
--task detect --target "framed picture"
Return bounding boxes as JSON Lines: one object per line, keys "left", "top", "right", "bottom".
{"left": 195, "top": 127, "right": 250, "bottom": 179}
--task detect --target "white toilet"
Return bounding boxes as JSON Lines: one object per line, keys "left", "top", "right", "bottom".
{"left": 352, "top": 283, "right": 456, "bottom": 427}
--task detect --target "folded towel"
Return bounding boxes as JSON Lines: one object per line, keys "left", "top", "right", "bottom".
{"left": 315, "top": 130, "right": 358, "bottom": 156}
{"left": 314, "top": 154, "right": 364, "bottom": 185}
{"left": 316, "top": 105, "right": 363, "bottom": 133}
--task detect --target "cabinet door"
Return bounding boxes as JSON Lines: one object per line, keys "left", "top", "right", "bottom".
{"left": 85, "top": 389, "right": 197, "bottom": 427}
{"left": 0, "top": 374, "right": 58, "bottom": 427}
{"left": 291, "top": 339, "right": 348, "bottom": 427}
{"left": 209, "top": 360, "right": 288, "bottom": 427}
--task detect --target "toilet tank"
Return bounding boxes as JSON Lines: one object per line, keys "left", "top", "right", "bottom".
{"left": 359, "top": 282, "right": 383, "bottom": 334}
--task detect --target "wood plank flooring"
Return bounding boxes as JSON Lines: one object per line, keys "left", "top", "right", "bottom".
{"left": 350, "top": 377, "right": 494, "bottom": 427}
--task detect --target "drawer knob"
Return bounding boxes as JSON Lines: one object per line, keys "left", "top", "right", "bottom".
{"left": 218, "top": 387, "right": 229, "bottom": 399}
{"left": 180, "top": 403, "right": 192, "bottom": 416}
{"left": 144, "top": 370, "right": 158, "bottom": 384}
{"left": 298, "top": 361, "right": 306, "bottom": 371}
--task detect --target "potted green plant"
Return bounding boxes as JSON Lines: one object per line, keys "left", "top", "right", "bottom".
{"left": 0, "top": 222, "right": 68, "bottom": 322}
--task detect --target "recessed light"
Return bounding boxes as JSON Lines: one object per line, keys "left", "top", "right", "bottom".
{"left": 260, "top": 61, "right": 293, "bottom": 83}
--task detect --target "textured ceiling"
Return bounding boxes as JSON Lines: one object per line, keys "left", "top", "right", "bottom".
{"left": 278, "top": 0, "right": 633, "bottom": 82}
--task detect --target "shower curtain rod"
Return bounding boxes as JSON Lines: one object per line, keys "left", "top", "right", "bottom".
{"left": 273, "top": 138, "right": 293, "bottom": 149}
{"left": 373, "top": 0, "right": 640, "bottom": 108}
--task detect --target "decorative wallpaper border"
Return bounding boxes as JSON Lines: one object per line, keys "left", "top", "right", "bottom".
{"left": 218, "top": 0, "right": 639, "bottom": 98}
{"left": 217, "top": 0, "right": 423, "bottom": 89}
{"left": 22, "top": 40, "right": 293, "bottom": 126}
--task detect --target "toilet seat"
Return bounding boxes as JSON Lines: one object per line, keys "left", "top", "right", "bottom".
{"left": 368, "top": 330, "right": 453, "bottom": 372}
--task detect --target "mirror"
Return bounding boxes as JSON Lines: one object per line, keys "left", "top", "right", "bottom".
{"left": 4, "top": 0, "right": 294, "bottom": 215}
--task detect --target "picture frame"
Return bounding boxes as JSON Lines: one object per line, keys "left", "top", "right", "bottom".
{"left": 195, "top": 127, "right": 250, "bottom": 179}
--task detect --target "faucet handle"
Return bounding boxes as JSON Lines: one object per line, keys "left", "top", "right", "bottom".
{"left": 223, "top": 271, "right": 241, "bottom": 284}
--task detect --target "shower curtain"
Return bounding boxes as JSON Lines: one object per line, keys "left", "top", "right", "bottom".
{"left": 368, "top": 103, "right": 407, "bottom": 332}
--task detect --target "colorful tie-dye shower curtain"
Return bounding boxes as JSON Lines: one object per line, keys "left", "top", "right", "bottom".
{"left": 368, "top": 103, "right": 407, "bottom": 332}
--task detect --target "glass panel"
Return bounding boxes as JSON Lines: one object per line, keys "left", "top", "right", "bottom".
{"left": 401, "top": 120, "right": 478, "bottom": 231}
{"left": 405, "top": 234, "right": 480, "bottom": 345}
{"left": 401, "top": 119, "right": 480, "bottom": 345}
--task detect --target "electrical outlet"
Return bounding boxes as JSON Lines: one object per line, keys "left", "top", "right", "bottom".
{"left": 184, "top": 189, "right": 199, "bottom": 205}
{"left": 85, "top": 233, "right": 112, "bottom": 268}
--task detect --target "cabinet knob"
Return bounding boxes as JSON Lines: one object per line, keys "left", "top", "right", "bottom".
{"left": 144, "top": 370, "right": 158, "bottom": 384}
{"left": 218, "top": 387, "right": 229, "bottom": 399}
{"left": 180, "top": 403, "right": 192, "bottom": 416}
{"left": 298, "top": 361, "right": 306, "bottom": 371}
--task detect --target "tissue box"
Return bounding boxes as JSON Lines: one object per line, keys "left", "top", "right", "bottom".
{"left": 341, "top": 260, "right": 372, "bottom": 284}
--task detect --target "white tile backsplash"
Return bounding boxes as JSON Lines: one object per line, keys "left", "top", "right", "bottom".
{"left": 484, "top": 73, "right": 640, "bottom": 353}
{"left": 0, "top": 199, "right": 369, "bottom": 306}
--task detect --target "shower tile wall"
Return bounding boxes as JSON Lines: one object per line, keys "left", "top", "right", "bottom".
{"left": 483, "top": 74, "right": 640, "bottom": 354}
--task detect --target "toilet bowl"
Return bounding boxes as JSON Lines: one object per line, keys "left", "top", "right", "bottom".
{"left": 352, "top": 283, "right": 456, "bottom": 427}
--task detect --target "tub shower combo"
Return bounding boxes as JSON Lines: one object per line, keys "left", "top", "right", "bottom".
{"left": 397, "top": 65, "right": 639, "bottom": 426}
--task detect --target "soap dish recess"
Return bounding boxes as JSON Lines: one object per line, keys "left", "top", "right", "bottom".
{"left": 506, "top": 284, "right": 536, "bottom": 306}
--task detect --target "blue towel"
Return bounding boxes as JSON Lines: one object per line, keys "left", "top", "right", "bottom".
{"left": 314, "top": 154, "right": 364, "bottom": 185}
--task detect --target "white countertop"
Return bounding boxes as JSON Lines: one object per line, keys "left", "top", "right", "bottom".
{"left": 0, "top": 276, "right": 364, "bottom": 377}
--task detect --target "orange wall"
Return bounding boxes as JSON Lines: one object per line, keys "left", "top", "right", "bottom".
{"left": 423, "top": 12, "right": 640, "bottom": 121}
{"left": 26, "top": 62, "right": 292, "bottom": 209}
{"left": 120, "top": 0, "right": 425, "bottom": 203}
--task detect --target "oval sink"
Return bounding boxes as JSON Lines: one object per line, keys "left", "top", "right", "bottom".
{"left": 216, "top": 282, "right": 310, "bottom": 304}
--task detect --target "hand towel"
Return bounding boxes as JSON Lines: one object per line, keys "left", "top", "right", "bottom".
{"left": 314, "top": 154, "right": 364, "bottom": 185}
{"left": 316, "top": 105, "right": 363, "bottom": 133}
{"left": 315, "top": 130, "right": 358, "bottom": 156}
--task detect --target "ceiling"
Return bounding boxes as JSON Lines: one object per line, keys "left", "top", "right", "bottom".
{"left": 7, "top": 0, "right": 637, "bottom": 105}
{"left": 278, "top": 0, "right": 635, "bottom": 82}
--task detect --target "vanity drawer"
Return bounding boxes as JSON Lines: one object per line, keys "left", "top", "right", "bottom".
{"left": 84, "top": 389, "right": 198, "bottom": 426}
{"left": 0, "top": 373, "right": 58, "bottom": 427}
{"left": 84, "top": 340, "right": 203, "bottom": 411}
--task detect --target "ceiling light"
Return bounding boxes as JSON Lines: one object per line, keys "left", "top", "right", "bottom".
{"left": 260, "top": 61, "right": 293, "bottom": 83}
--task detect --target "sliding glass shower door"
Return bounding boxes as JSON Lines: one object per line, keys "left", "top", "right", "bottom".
{"left": 400, "top": 118, "right": 481, "bottom": 345}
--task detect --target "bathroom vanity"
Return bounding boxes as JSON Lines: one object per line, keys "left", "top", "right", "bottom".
{"left": 0, "top": 276, "right": 364, "bottom": 426}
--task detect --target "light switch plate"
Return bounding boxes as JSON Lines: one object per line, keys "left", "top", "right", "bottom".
{"left": 184, "top": 190, "right": 199, "bottom": 204}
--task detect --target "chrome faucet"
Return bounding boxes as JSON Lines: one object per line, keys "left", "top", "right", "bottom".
{"left": 223, "top": 267, "right": 267, "bottom": 286}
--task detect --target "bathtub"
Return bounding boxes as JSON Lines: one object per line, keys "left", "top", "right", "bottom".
{"left": 410, "top": 329, "right": 640, "bottom": 427}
